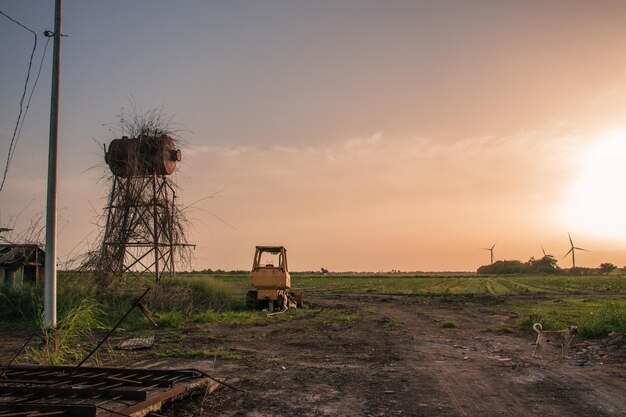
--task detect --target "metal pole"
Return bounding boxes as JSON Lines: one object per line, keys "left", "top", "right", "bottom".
{"left": 152, "top": 174, "right": 160, "bottom": 282}
{"left": 170, "top": 186, "right": 176, "bottom": 277}
{"left": 44, "top": 0, "right": 62, "bottom": 329}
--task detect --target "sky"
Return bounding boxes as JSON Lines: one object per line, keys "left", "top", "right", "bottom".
{"left": 2, "top": 1, "right": 626, "bottom": 272}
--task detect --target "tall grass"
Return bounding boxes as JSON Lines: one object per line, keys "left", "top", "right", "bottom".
{"left": 0, "top": 285, "right": 42, "bottom": 328}
{"left": 27, "top": 299, "right": 103, "bottom": 365}
{"left": 0, "top": 273, "right": 243, "bottom": 332}
{"left": 155, "top": 276, "right": 243, "bottom": 312}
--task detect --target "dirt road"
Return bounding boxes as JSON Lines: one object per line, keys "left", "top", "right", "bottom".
{"left": 162, "top": 294, "right": 626, "bottom": 416}
{"left": 2, "top": 294, "right": 624, "bottom": 416}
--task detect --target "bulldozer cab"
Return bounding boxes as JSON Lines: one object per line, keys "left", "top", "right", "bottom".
{"left": 253, "top": 246, "right": 287, "bottom": 271}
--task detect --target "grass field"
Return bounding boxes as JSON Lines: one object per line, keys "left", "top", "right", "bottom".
{"left": 207, "top": 272, "right": 626, "bottom": 296}
{"left": 1, "top": 272, "right": 624, "bottom": 341}
{"left": 206, "top": 273, "right": 626, "bottom": 338}
{"left": 491, "top": 297, "right": 626, "bottom": 338}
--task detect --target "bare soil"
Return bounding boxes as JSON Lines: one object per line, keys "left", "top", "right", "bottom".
{"left": 2, "top": 294, "right": 625, "bottom": 416}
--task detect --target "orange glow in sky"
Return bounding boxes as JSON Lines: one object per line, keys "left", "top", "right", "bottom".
{"left": 1, "top": 2, "right": 626, "bottom": 271}
{"left": 562, "top": 130, "right": 626, "bottom": 241}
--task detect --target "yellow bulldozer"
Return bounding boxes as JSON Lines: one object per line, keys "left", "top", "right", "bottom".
{"left": 246, "top": 246, "right": 303, "bottom": 311}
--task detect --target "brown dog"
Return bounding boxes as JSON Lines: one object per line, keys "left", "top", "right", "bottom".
{"left": 533, "top": 323, "right": 578, "bottom": 358}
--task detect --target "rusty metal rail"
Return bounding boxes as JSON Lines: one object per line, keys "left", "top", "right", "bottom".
{"left": 0, "top": 365, "right": 215, "bottom": 417}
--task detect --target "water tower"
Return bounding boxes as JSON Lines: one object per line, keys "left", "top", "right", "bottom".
{"left": 99, "top": 134, "right": 186, "bottom": 283}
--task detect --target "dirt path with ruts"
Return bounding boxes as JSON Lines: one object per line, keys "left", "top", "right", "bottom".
{"left": 164, "top": 294, "right": 626, "bottom": 416}
{"left": 2, "top": 293, "right": 623, "bottom": 416}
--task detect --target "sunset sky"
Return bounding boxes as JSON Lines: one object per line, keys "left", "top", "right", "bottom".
{"left": 2, "top": 1, "right": 626, "bottom": 271}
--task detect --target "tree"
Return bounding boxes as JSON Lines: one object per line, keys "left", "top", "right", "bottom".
{"left": 477, "top": 260, "right": 527, "bottom": 274}
{"left": 599, "top": 263, "right": 617, "bottom": 274}
{"left": 530, "top": 255, "right": 560, "bottom": 274}
{"left": 477, "top": 255, "right": 561, "bottom": 275}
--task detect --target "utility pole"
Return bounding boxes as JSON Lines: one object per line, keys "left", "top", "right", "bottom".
{"left": 44, "top": 0, "right": 62, "bottom": 329}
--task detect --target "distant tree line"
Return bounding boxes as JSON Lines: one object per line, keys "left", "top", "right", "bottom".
{"left": 185, "top": 268, "right": 248, "bottom": 275}
{"left": 477, "top": 256, "right": 620, "bottom": 275}
{"left": 183, "top": 268, "right": 335, "bottom": 275}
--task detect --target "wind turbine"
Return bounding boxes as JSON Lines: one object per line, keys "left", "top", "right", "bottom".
{"left": 564, "top": 233, "right": 589, "bottom": 269}
{"left": 541, "top": 246, "right": 547, "bottom": 257}
{"left": 482, "top": 242, "right": 497, "bottom": 265}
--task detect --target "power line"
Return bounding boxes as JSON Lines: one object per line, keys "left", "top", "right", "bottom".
{"left": 12, "top": 36, "right": 52, "bottom": 169}
{"left": 0, "top": 9, "right": 39, "bottom": 193}
{"left": 0, "top": 10, "right": 37, "bottom": 35}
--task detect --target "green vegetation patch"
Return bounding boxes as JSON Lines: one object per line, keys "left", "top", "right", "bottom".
{"left": 0, "top": 273, "right": 245, "bottom": 332}
{"left": 195, "top": 272, "right": 626, "bottom": 297}
{"left": 190, "top": 310, "right": 264, "bottom": 326}
{"left": 0, "top": 285, "right": 42, "bottom": 329}
{"left": 489, "top": 297, "right": 626, "bottom": 339}
{"left": 155, "top": 311, "right": 186, "bottom": 328}
{"left": 382, "top": 317, "right": 404, "bottom": 329}
{"left": 156, "top": 276, "right": 244, "bottom": 312}
{"left": 152, "top": 348, "right": 247, "bottom": 360}
{"left": 315, "top": 308, "right": 360, "bottom": 325}
{"left": 27, "top": 299, "right": 103, "bottom": 365}
{"left": 3, "top": 272, "right": 625, "bottom": 343}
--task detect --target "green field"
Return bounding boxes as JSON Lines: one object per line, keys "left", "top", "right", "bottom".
{"left": 206, "top": 273, "right": 626, "bottom": 338}
{"left": 207, "top": 273, "right": 626, "bottom": 296}
{"left": 1, "top": 273, "right": 625, "bottom": 342}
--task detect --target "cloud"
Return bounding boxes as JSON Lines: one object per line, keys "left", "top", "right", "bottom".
{"left": 186, "top": 126, "right": 585, "bottom": 205}
{"left": 174, "top": 123, "right": 603, "bottom": 270}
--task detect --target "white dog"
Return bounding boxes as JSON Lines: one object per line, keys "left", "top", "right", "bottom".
{"left": 533, "top": 323, "right": 578, "bottom": 358}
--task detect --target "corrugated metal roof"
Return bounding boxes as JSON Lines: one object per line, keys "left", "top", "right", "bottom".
{"left": 0, "top": 244, "right": 43, "bottom": 267}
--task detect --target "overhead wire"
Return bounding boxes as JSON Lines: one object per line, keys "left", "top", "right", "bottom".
{"left": 13, "top": 36, "right": 52, "bottom": 163}
{"left": 0, "top": 10, "right": 37, "bottom": 35}
{"left": 0, "top": 9, "right": 41, "bottom": 193}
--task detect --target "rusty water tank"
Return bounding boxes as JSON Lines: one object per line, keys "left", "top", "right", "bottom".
{"left": 105, "top": 135, "right": 182, "bottom": 177}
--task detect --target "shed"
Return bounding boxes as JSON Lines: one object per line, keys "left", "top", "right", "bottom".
{"left": 0, "top": 244, "right": 45, "bottom": 289}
